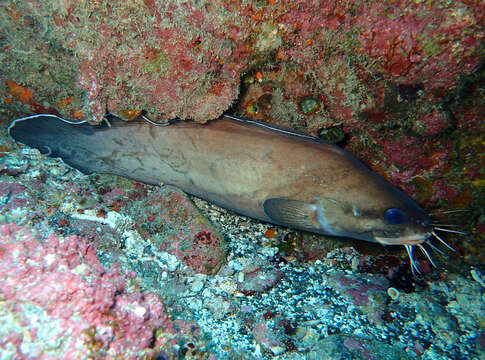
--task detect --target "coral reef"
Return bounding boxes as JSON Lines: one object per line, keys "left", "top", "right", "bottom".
{"left": 0, "top": 223, "right": 184, "bottom": 358}
{"left": 1, "top": 0, "right": 482, "bottom": 124}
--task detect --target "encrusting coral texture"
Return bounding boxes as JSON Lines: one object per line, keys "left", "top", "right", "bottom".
{"left": 0, "top": 223, "right": 188, "bottom": 359}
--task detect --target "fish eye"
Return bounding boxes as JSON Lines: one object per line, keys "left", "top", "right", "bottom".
{"left": 384, "top": 208, "right": 409, "bottom": 225}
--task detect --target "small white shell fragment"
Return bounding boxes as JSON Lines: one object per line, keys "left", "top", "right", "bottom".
{"left": 351, "top": 256, "right": 360, "bottom": 271}
{"left": 191, "top": 279, "right": 204, "bottom": 293}
{"left": 270, "top": 345, "right": 286, "bottom": 355}
{"left": 237, "top": 271, "right": 245, "bottom": 282}
{"left": 133, "top": 305, "right": 147, "bottom": 318}
{"left": 217, "top": 279, "right": 237, "bottom": 295}
{"left": 387, "top": 287, "right": 400, "bottom": 300}
{"left": 260, "top": 246, "right": 278, "bottom": 257}
{"left": 202, "top": 288, "right": 213, "bottom": 298}
{"left": 470, "top": 268, "right": 485, "bottom": 287}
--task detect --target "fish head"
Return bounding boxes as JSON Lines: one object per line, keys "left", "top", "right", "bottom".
{"left": 312, "top": 174, "right": 433, "bottom": 246}
{"left": 263, "top": 156, "right": 432, "bottom": 246}
{"left": 263, "top": 191, "right": 432, "bottom": 246}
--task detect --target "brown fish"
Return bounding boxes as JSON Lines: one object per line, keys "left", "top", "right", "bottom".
{"left": 8, "top": 113, "right": 455, "bottom": 273}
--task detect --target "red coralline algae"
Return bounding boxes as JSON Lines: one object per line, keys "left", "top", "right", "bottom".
{"left": 277, "top": 1, "right": 358, "bottom": 69}
{"left": 2, "top": 0, "right": 480, "bottom": 123}
{"left": 1, "top": 1, "right": 242, "bottom": 122}
{"left": 252, "top": 319, "right": 284, "bottom": 355}
{"left": 0, "top": 223, "right": 179, "bottom": 358}
{"left": 126, "top": 185, "right": 226, "bottom": 275}
{"left": 382, "top": 137, "right": 432, "bottom": 170}
{"left": 180, "top": 230, "right": 223, "bottom": 274}
{"left": 413, "top": 108, "right": 451, "bottom": 137}
{"left": 237, "top": 266, "right": 284, "bottom": 295}
{"left": 0, "top": 181, "right": 31, "bottom": 211}
{"left": 327, "top": 272, "right": 389, "bottom": 326}
{"left": 356, "top": 0, "right": 483, "bottom": 91}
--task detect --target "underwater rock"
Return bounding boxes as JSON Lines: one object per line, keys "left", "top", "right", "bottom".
{"left": 0, "top": 223, "right": 185, "bottom": 359}
{"left": 326, "top": 271, "right": 390, "bottom": 326}
{"left": 0, "top": 181, "right": 31, "bottom": 216}
{"left": 237, "top": 266, "right": 284, "bottom": 295}
{"left": 1, "top": 0, "right": 481, "bottom": 125}
{"left": 126, "top": 185, "right": 226, "bottom": 275}
{"left": 308, "top": 335, "right": 412, "bottom": 360}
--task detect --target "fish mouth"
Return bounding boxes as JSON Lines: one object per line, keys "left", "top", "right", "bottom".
{"left": 374, "top": 233, "right": 426, "bottom": 246}
{"left": 355, "top": 212, "right": 467, "bottom": 276}
{"left": 376, "top": 227, "right": 462, "bottom": 276}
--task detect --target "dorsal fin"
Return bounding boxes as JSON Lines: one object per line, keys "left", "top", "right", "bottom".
{"left": 222, "top": 114, "right": 325, "bottom": 143}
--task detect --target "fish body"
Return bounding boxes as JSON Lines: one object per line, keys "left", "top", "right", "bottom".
{"left": 8, "top": 113, "right": 435, "bottom": 255}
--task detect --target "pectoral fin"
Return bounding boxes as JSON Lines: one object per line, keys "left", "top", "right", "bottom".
{"left": 263, "top": 198, "right": 319, "bottom": 231}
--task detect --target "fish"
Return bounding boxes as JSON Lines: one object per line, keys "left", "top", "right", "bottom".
{"left": 8, "top": 113, "right": 456, "bottom": 274}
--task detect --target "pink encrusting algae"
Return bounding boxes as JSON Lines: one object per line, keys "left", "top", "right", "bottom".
{"left": 0, "top": 223, "right": 183, "bottom": 358}
{"left": 1, "top": 0, "right": 482, "bottom": 123}
{"left": 355, "top": 0, "right": 483, "bottom": 90}
{"left": 124, "top": 185, "right": 226, "bottom": 275}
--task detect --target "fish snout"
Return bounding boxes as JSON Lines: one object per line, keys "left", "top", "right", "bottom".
{"left": 372, "top": 218, "right": 433, "bottom": 246}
